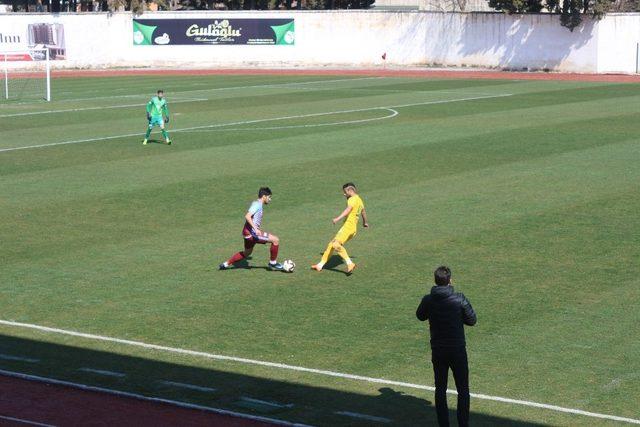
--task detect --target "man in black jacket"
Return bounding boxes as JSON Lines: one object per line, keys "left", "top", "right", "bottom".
{"left": 416, "top": 266, "right": 477, "bottom": 427}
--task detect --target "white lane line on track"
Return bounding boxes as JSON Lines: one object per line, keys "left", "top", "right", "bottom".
{"left": 0, "top": 98, "right": 207, "bottom": 118}
{"left": 240, "top": 397, "right": 294, "bottom": 409}
{"left": 0, "top": 354, "right": 39, "bottom": 363}
{"left": 0, "top": 415, "right": 56, "bottom": 427}
{"left": 78, "top": 368, "right": 126, "bottom": 378}
{"left": 0, "top": 369, "right": 310, "bottom": 427}
{"left": 0, "top": 319, "right": 638, "bottom": 425}
{"left": 180, "top": 108, "right": 399, "bottom": 133}
{"left": 0, "top": 76, "right": 384, "bottom": 107}
{"left": 0, "top": 93, "right": 511, "bottom": 153}
{"left": 159, "top": 380, "right": 217, "bottom": 392}
{"left": 334, "top": 411, "right": 392, "bottom": 423}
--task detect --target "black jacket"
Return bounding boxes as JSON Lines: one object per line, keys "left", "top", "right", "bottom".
{"left": 416, "top": 285, "right": 477, "bottom": 348}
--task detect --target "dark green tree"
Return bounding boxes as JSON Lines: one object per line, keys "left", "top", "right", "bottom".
{"left": 107, "top": 0, "right": 169, "bottom": 12}
{"left": 488, "top": 0, "right": 618, "bottom": 31}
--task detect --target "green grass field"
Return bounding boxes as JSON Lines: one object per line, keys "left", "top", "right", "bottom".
{"left": 1, "top": 73, "right": 639, "bottom": 426}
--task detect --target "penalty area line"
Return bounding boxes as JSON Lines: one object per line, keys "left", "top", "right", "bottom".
{"left": 0, "top": 93, "right": 511, "bottom": 154}
{"left": 0, "top": 319, "right": 638, "bottom": 425}
{"left": 0, "top": 98, "right": 208, "bottom": 118}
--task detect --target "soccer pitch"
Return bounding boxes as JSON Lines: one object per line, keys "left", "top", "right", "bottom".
{"left": 1, "top": 73, "right": 639, "bottom": 425}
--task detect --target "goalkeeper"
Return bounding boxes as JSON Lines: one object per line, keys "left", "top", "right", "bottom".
{"left": 143, "top": 90, "right": 171, "bottom": 145}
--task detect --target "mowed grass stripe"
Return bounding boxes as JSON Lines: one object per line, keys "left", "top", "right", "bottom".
{"left": 0, "top": 75, "right": 379, "bottom": 109}
{"left": 4, "top": 78, "right": 528, "bottom": 143}
{"left": 0, "top": 77, "right": 408, "bottom": 128}
{"left": 3, "top": 139, "right": 638, "bottom": 321}
{"left": 0, "top": 76, "right": 389, "bottom": 122}
{"left": 2, "top": 94, "right": 639, "bottom": 208}
{"left": 2, "top": 80, "right": 639, "bottom": 175}
{"left": 0, "top": 84, "right": 513, "bottom": 146}
{"left": 5, "top": 132, "right": 638, "bottom": 278}
{"left": 2, "top": 112, "right": 637, "bottom": 271}
{"left": 0, "top": 87, "right": 387, "bottom": 137}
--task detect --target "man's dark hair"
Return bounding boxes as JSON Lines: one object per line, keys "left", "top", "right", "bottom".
{"left": 434, "top": 266, "right": 451, "bottom": 286}
{"left": 342, "top": 182, "right": 357, "bottom": 190}
{"left": 258, "top": 187, "right": 272, "bottom": 198}
{"left": 157, "top": 89, "right": 164, "bottom": 94}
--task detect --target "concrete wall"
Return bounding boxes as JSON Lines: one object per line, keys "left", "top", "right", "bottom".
{"left": 596, "top": 13, "right": 640, "bottom": 73}
{"left": 1, "top": 11, "right": 639, "bottom": 73}
{"left": 423, "top": 13, "right": 599, "bottom": 71}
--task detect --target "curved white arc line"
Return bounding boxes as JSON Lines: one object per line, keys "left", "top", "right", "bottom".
{"left": 179, "top": 108, "right": 399, "bottom": 132}
{"left": 0, "top": 94, "right": 512, "bottom": 153}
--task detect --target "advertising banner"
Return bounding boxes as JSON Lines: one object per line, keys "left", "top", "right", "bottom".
{"left": 0, "top": 23, "right": 66, "bottom": 60}
{"left": 133, "top": 18, "right": 294, "bottom": 46}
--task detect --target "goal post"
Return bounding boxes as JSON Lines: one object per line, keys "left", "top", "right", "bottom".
{"left": 1, "top": 49, "right": 51, "bottom": 102}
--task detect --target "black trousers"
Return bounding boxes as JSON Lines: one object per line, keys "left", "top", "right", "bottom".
{"left": 431, "top": 346, "right": 470, "bottom": 427}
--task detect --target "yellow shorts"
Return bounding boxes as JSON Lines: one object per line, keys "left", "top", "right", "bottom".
{"left": 334, "top": 227, "right": 356, "bottom": 245}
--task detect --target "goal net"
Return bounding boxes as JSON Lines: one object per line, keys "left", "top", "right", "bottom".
{"left": 1, "top": 49, "right": 51, "bottom": 102}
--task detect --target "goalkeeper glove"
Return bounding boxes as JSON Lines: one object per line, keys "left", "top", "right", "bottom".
{"left": 147, "top": 114, "right": 151, "bottom": 122}
{"left": 165, "top": 117, "right": 170, "bottom": 124}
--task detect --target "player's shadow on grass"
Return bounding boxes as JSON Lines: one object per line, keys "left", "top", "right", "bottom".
{"left": 376, "top": 387, "right": 496, "bottom": 426}
{"left": 374, "top": 387, "right": 437, "bottom": 420}
{"left": 230, "top": 257, "right": 271, "bottom": 271}
{"left": 320, "top": 254, "right": 357, "bottom": 275}
{"left": 377, "top": 387, "right": 432, "bottom": 408}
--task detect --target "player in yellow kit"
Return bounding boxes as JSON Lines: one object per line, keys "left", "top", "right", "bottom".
{"left": 312, "top": 182, "right": 368, "bottom": 275}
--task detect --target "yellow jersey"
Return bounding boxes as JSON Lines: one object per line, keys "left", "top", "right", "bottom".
{"left": 342, "top": 194, "right": 364, "bottom": 232}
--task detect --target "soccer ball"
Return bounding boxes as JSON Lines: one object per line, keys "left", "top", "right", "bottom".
{"left": 282, "top": 259, "right": 295, "bottom": 273}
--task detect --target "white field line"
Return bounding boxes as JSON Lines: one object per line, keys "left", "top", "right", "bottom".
{"left": 0, "top": 319, "right": 638, "bottom": 425}
{"left": 0, "top": 353, "right": 39, "bottom": 363}
{"left": 344, "top": 88, "right": 508, "bottom": 97}
{"left": 334, "top": 411, "right": 392, "bottom": 423}
{"left": 57, "top": 82, "right": 209, "bottom": 96}
{"left": 0, "top": 98, "right": 208, "bottom": 118}
{"left": 159, "top": 380, "right": 216, "bottom": 392}
{"left": 49, "top": 84, "right": 499, "bottom": 105}
{"left": 0, "top": 93, "right": 511, "bottom": 153}
{"left": 0, "top": 415, "right": 56, "bottom": 427}
{"left": 0, "top": 369, "right": 309, "bottom": 427}
{"left": 0, "top": 93, "right": 202, "bottom": 107}
{"left": 180, "top": 108, "right": 399, "bottom": 133}
{"left": 240, "top": 397, "right": 294, "bottom": 409}
{"left": 78, "top": 368, "right": 126, "bottom": 378}
{"left": 0, "top": 76, "right": 384, "bottom": 107}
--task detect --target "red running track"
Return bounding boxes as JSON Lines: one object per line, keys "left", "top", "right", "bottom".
{"left": 0, "top": 375, "right": 278, "bottom": 427}
{"left": 10, "top": 67, "right": 640, "bottom": 82}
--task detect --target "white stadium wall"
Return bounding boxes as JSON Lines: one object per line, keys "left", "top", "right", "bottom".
{"left": 595, "top": 13, "right": 640, "bottom": 73}
{"left": 0, "top": 11, "right": 639, "bottom": 73}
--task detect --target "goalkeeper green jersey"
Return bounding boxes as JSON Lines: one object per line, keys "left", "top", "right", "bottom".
{"left": 146, "top": 96, "right": 169, "bottom": 118}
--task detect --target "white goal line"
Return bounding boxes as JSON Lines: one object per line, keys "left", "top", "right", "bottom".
{"left": 0, "top": 319, "right": 637, "bottom": 425}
